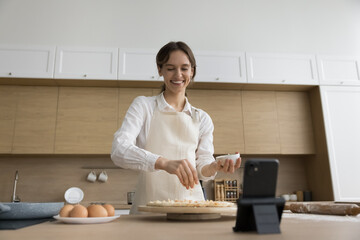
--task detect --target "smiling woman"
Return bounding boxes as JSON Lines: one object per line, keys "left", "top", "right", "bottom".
{"left": 110, "top": 41, "right": 241, "bottom": 215}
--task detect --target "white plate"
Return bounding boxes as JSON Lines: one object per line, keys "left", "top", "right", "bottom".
{"left": 64, "top": 187, "right": 84, "bottom": 204}
{"left": 53, "top": 214, "right": 120, "bottom": 224}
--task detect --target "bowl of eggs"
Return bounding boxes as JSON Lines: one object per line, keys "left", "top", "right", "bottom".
{"left": 54, "top": 203, "right": 118, "bottom": 224}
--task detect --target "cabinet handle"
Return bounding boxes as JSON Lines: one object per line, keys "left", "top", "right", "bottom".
{"left": 282, "top": 79, "right": 286, "bottom": 83}
{"left": 340, "top": 81, "right": 344, "bottom": 84}
{"left": 151, "top": 76, "right": 155, "bottom": 79}
{"left": 9, "top": 72, "right": 12, "bottom": 76}
{"left": 215, "top": 77, "right": 220, "bottom": 81}
{"left": 84, "top": 74, "right": 87, "bottom": 77}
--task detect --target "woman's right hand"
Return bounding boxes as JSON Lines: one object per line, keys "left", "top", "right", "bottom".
{"left": 155, "top": 157, "right": 199, "bottom": 189}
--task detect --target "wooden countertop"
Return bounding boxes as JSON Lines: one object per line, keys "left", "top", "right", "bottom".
{"left": 1, "top": 213, "right": 360, "bottom": 240}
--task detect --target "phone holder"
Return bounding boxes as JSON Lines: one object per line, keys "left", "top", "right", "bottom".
{"left": 233, "top": 197, "right": 285, "bottom": 234}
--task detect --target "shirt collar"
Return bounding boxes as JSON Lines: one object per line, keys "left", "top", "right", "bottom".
{"left": 157, "top": 92, "right": 193, "bottom": 116}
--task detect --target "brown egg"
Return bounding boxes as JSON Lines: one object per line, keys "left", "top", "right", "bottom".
{"left": 59, "top": 204, "right": 74, "bottom": 217}
{"left": 103, "top": 204, "right": 115, "bottom": 217}
{"left": 87, "top": 204, "right": 108, "bottom": 217}
{"left": 69, "top": 204, "right": 88, "bottom": 218}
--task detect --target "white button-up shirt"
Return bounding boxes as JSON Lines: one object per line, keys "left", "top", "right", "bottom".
{"left": 111, "top": 92, "right": 216, "bottom": 181}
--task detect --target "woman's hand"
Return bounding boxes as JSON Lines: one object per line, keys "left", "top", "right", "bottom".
{"left": 202, "top": 157, "right": 242, "bottom": 177}
{"left": 155, "top": 157, "right": 199, "bottom": 189}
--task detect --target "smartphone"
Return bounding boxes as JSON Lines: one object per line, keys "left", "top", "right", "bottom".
{"left": 242, "top": 159, "right": 279, "bottom": 198}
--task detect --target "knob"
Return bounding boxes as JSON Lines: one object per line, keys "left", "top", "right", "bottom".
{"left": 340, "top": 81, "right": 344, "bottom": 84}
{"left": 215, "top": 77, "right": 220, "bottom": 81}
{"left": 83, "top": 74, "right": 87, "bottom": 77}
{"left": 151, "top": 76, "right": 155, "bottom": 79}
{"left": 282, "top": 80, "right": 286, "bottom": 83}
{"left": 9, "top": 72, "right": 12, "bottom": 76}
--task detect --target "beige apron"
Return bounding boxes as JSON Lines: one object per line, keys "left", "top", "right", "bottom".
{"left": 130, "top": 97, "right": 204, "bottom": 214}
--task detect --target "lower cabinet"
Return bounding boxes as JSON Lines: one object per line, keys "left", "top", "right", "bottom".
{"left": 320, "top": 86, "right": 360, "bottom": 202}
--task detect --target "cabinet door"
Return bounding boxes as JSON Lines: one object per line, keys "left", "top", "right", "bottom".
{"left": 0, "top": 45, "right": 55, "bottom": 78}
{"left": 246, "top": 53, "right": 319, "bottom": 85}
{"left": 276, "top": 92, "right": 315, "bottom": 154}
{"left": 55, "top": 87, "right": 118, "bottom": 154}
{"left": 194, "top": 51, "right": 246, "bottom": 83}
{"left": 55, "top": 47, "right": 118, "bottom": 80}
{"left": 12, "top": 87, "right": 58, "bottom": 153}
{"left": 242, "top": 91, "right": 281, "bottom": 154}
{"left": 317, "top": 55, "right": 360, "bottom": 86}
{"left": 0, "top": 86, "right": 17, "bottom": 153}
{"left": 118, "top": 49, "right": 162, "bottom": 81}
{"left": 187, "top": 90, "right": 245, "bottom": 154}
{"left": 320, "top": 86, "right": 360, "bottom": 202}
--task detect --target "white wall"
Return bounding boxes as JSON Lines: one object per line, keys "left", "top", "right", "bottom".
{"left": 0, "top": 0, "right": 359, "bottom": 54}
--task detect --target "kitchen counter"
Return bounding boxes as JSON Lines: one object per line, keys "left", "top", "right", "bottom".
{"left": 1, "top": 212, "right": 360, "bottom": 240}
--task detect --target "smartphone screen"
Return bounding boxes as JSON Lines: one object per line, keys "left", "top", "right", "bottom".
{"left": 242, "top": 159, "right": 279, "bottom": 198}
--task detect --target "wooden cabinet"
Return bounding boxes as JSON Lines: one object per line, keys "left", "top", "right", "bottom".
{"left": 276, "top": 92, "right": 315, "bottom": 154}
{"left": 0, "top": 45, "right": 55, "bottom": 78}
{"left": 0, "top": 86, "right": 17, "bottom": 153}
{"left": 317, "top": 55, "right": 360, "bottom": 86}
{"left": 242, "top": 91, "right": 281, "bottom": 154}
{"left": 54, "top": 47, "right": 118, "bottom": 80}
{"left": 187, "top": 89, "right": 245, "bottom": 154}
{"left": 320, "top": 86, "right": 360, "bottom": 202}
{"left": 194, "top": 51, "right": 246, "bottom": 83}
{"left": 246, "top": 53, "right": 319, "bottom": 85}
{"left": 55, "top": 87, "right": 118, "bottom": 154}
{"left": 118, "top": 49, "right": 161, "bottom": 81}
{"left": 12, "top": 87, "right": 58, "bottom": 153}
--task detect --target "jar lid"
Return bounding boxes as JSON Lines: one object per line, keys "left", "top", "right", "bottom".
{"left": 64, "top": 187, "right": 84, "bottom": 204}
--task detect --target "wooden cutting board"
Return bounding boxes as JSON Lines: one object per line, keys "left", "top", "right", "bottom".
{"left": 137, "top": 205, "right": 237, "bottom": 220}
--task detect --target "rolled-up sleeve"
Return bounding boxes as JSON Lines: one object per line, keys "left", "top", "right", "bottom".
{"left": 111, "top": 97, "right": 160, "bottom": 172}
{"left": 196, "top": 110, "right": 216, "bottom": 181}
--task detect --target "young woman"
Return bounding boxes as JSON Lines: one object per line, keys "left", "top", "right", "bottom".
{"left": 111, "top": 41, "right": 241, "bottom": 214}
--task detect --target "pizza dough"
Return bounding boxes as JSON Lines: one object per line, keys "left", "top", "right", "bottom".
{"left": 147, "top": 199, "right": 235, "bottom": 208}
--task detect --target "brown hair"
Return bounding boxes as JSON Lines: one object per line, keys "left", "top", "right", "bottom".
{"left": 156, "top": 41, "right": 196, "bottom": 93}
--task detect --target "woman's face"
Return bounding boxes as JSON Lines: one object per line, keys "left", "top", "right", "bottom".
{"left": 158, "top": 50, "right": 194, "bottom": 95}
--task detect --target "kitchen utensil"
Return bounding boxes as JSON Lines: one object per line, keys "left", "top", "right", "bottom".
{"left": 53, "top": 214, "right": 120, "bottom": 224}
{"left": 288, "top": 202, "right": 360, "bottom": 216}
{"left": 64, "top": 187, "right": 84, "bottom": 204}
{"left": 0, "top": 202, "right": 64, "bottom": 220}
{"left": 98, "top": 171, "right": 108, "bottom": 182}
{"left": 87, "top": 171, "right": 97, "bottom": 182}
{"left": 53, "top": 215, "right": 120, "bottom": 224}
{"left": 216, "top": 153, "right": 240, "bottom": 166}
{"left": 127, "top": 192, "right": 135, "bottom": 205}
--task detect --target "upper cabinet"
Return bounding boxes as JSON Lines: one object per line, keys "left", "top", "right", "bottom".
{"left": 194, "top": 51, "right": 246, "bottom": 83}
{"left": 0, "top": 45, "right": 55, "bottom": 78}
{"left": 118, "top": 49, "right": 162, "bottom": 81}
{"left": 54, "top": 46, "right": 118, "bottom": 80}
{"left": 317, "top": 55, "right": 360, "bottom": 86}
{"left": 246, "top": 53, "right": 319, "bottom": 85}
